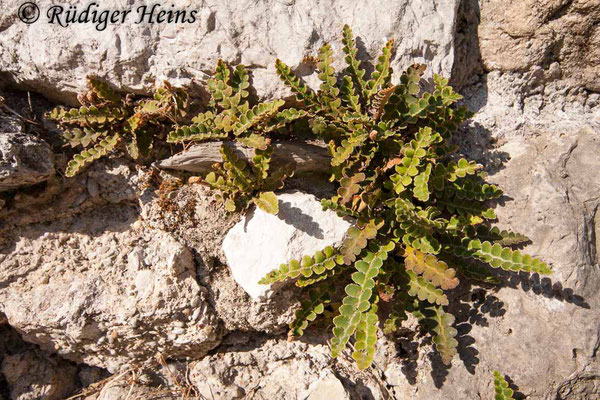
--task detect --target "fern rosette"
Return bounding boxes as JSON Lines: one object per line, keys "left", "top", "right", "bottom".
{"left": 259, "top": 25, "right": 551, "bottom": 370}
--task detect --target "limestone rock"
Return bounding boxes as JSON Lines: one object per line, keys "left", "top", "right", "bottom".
{"left": 0, "top": 205, "right": 223, "bottom": 373}
{"left": 222, "top": 191, "right": 351, "bottom": 300}
{"left": 0, "top": 132, "right": 54, "bottom": 191}
{"left": 1, "top": 349, "right": 77, "bottom": 400}
{"left": 189, "top": 335, "right": 384, "bottom": 400}
{"left": 0, "top": 0, "right": 459, "bottom": 104}
{"left": 479, "top": 0, "right": 600, "bottom": 91}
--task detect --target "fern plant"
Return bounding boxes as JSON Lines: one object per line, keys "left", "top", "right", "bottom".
{"left": 204, "top": 144, "right": 292, "bottom": 214}
{"left": 167, "top": 60, "right": 304, "bottom": 214}
{"left": 493, "top": 371, "right": 516, "bottom": 400}
{"left": 47, "top": 78, "right": 188, "bottom": 176}
{"left": 260, "top": 25, "right": 551, "bottom": 370}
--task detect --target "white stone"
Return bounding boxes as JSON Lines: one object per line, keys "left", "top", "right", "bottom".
{"left": 306, "top": 373, "right": 350, "bottom": 400}
{"left": 222, "top": 191, "right": 351, "bottom": 300}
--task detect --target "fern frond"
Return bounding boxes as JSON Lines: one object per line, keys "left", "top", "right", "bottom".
{"left": 493, "top": 371, "right": 516, "bottom": 400}
{"left": 87, "top": 77, "right": 121, "bottom": 103}
{"left": 237, "top": 133, "right": 271, "bottom": 151}
{"left": 340, "top": 76, "right": 361, "bottom": 113}
{"left": 432, "top": 307, "right": 458, "bottom": 365}
{"left": 406, "top": 270, "right": 449, "bottom": 306}
{"left": 338, "top": 173, "right": 366, "bottom": 204}
{"left": 231, "top": 64, "right": 250, "bottom": 99}
{"left": 65, "top": 134, "right": 119, "bottom": 177}
{"left": 264, "top": 108, "right": 310, "bottom": 133}
{"left": 370, "top": 85, "right": 396, "bottom": 121}
{"left": 62, "top": 127, "right": 107, "bottom": 148}
{"left": 167, "top": 123, "right": 227, "bottom": 143}
{"left": 404, "top": 246, "right": 459, "bottom": 290}
{"left": 340, "top": 220, "right": 381, "bottom": 265}
{"left": 390, "top": 127, "right": 440, "bottom": 193}
{"left": 259, "top": 246, "right": 342, "bottom": 284}
{"left": 365, "top": 38, "right": 394, "bottom": 102}
{"left": 253, "top": 191, "right": 278, "bottom": 214}
{"left": 234, "top": 99, "right": 286, "bottom": 136}
{"left": 413, "top": 163, "right": 432, "bottom": 202}
{"left": 221, "top": 144, "right": 253, "bottom": 192}
{"left": 321, "top": 198, "right": 361, "bottom": 218}
{"left": 289, "top": 281, "right": 336, "bottom": 338}
{"left": 331, "top": 249, "right": 387, "bottom": 357}
{"left": 468, "top": 240, "right": 551, "bottom": 274}
{"left": 352, "top": 304, "right": 379, "bottom": 370}
{"left": 48, "top": 105, "right": 127, "bottom": 126}
{"left": 275, "top": 59, "right": 317, "bottom": 107}
{"left": 341, "top": 24, "right": 368, "bottom": 106}
{"left": 317, "top": 44, "right": 340, "bottom": 101}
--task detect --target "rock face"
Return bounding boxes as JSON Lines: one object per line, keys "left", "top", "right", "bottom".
{"left": 0, "top": 132, "right": 54, "bottom": 191}
{"left": 0, "top": 205, "right": 223, "bottom": 373}
{"left": 222, "top": 191, "right": 351, "bottom": 300}
{"left": 1, "top": 350, "right": 77, "bottom": 400}
{"left": 0, "top": 0, "right": 459, "bottom": 104}
{"left": 189, "top": 335, "right": 383, "bottom": 400}
{"left": 479, "top": 0, "right": 599, "bottom": 91}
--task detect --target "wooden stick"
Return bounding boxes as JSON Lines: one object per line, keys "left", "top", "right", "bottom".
{"left": 155, "top": 141, "right": 331, "bottom": 175}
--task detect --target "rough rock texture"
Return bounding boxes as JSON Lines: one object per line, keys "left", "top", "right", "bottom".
{"left": 479, "top": 0, "right": 599, "bottom": 91}
{"left": 0, "top": 204, "right": 223, "bottom": 373}
{"left": 0, "top": 0, "right": 459, "bottom": 104}
{"left": 189, "top": 334, "right": 385, "bottom": 400}
{"left": 1, "top": 350, "right": 76, "bottom": 400}
{"left": 0, "top": 132, "right": 54, "bottom": 191}
{"left": 223, "top": 191, "right": 351, "bottom": 300}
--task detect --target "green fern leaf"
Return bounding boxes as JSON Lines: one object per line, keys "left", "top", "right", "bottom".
{"left": 338, "top": 172, "right": 366, "bottom": 204}
{"left": 468, "top": 240, "right": 551, "bottom": 274}
{"left": 493, "top": 371, "right": 516, "bottom": 400}
{"left": 321, "top": 199, "right": 361, "bottom": 218}
{"left": 494, "top": 371, "right": 514, "bottom": 400}
{"left": 404, "top": 245, "right": 459, "bottom": 290}
{"left": 259, "top": 246, "right": 342, "bottom": 284}
{"left": 317, "top": 44, "right": 340, "bottom": 101}
{"left": 331, "top": 249, "right": 385, "bottom": 358}
{"left": 406, "top": 270, "right": 449, "bottom": 306}
{"left": 253, "top": 191, "right": 279, "bottom": 214}
{"left": 234, "top": 99, "right": 286, "bottom": 136}
{"left": 341, "top": 24, "right": 368, "bottom": 105}
{"left": 275, "top": 59, "right": 317, "bottom": 107}
{"left": 65, "top": 134, "right": 119, "bottom": 177}
{"left": 237, "top": 134, "right": 271, "bottom": 151}
{"left": 340, "top": 220, "right": 381, "bottom": 265}
{"left": 289, "top": 281, "right": 336, "bottom": 338}
{"left": 432, "top": 307, "right": 458, "bottom": 365}
{"left": 364, "top": 38, "right": 394, "bottom": 102}
{"left": 87, "top": 77, "right": 121, "bottom": 103}
{"left": 352, "top": 304, "right": 379, "bottom": 370}
{"left": 413, "top": 163, "right": 432, "bottom": 202}
{"left": 231, "top": 64, "right": 250, "bottom": 99}
{"left": 62, "top": 127, "right": 107, "bottom": 148}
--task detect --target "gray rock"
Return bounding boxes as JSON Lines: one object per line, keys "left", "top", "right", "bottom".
{"left": 0, "top": 205, "right": 223, "bottom": 373}
{"left": 0, "top": 132, "right": 54, "bottom": 191}
{"left": 222, "top": 191, "right": 351, "bottom": 300}
{"left": 0, "top": 0, "right": 459, "bottom": 104}
{"left": 189, "top": 335, "right": 384, "bottom": 400}
{"left": 1, "top": 349, "right": 77, "bottom": 400}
